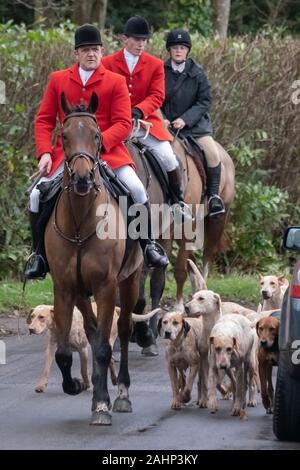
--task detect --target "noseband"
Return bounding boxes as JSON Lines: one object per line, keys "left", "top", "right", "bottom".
{"left": 62, "top": 111, "right": 102, "bottom": 193}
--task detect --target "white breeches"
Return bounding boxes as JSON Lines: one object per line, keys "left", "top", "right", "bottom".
{"left": 135, "top": 128, "right": 178, "bottom": 172}
{"left": 29, "top": 163, "right": 64, "bottom": 213}
{"left": 114, "top": 165, "right": 148, "bottom": 204}
{"left": 30, "top": 162, "right": 148, "bottom": 212}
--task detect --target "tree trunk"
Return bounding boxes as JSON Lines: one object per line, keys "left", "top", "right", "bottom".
{"left": 73, "top": 0, "right": 107, "bottom": 29}
{"left": 212, "top": 0, "right": 231, "bottom": 48}
{"left": 73, "top": 0, "right": 91, "bottom": 24}
{"left": 93, "top": 0, "right": 108, "bottom": 30}
{"left": 34, "top": 0, "right": 56, "bottom": 28}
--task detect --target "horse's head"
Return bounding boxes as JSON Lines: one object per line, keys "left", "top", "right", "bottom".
{"left": 61, "top": 92, "right": 102, "bottom": 196}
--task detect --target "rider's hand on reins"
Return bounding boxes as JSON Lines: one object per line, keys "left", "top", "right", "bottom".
{"left": 38, "top": 153, "right": 52, "bottom": 174}
{"left": 130, "top": 117, "right": 153, "bottom": 140}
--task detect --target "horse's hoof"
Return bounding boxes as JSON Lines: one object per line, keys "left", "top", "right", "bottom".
{"left": 90, "top": 411, "right": 112, "bottom": 426}
{"left": 113, "top": 397, "right": 132, "bottom": 413}
{"left": 141, "top": 345, "right": 158, "bottom": 356}
{"left": 62, "top": 378, "right": 84, "bottom": 395}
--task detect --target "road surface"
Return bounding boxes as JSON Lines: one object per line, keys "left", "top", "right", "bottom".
{"left": 0, "top": 327, "right": 299, "bottom": 450}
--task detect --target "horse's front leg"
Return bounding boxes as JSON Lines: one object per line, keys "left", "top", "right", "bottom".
{"left": 54, "top": 289, "right": 85, "bottom": 395}
{"left": 90, "top": 283, "right": 116, "bottom": 426}
{"left": 113, "top": 268, "right": 140, "bottom": 413}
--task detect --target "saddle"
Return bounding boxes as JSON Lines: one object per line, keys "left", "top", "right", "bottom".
{"left": 172, "top": 132, "right": 207, "bottom": 202}
{"left": 130, "top": 140, "right": 171, "bottom": 203}
{"left": 130, "top": 134, "right": 207, "bottom": 204}
{"left": 35, "top": 161, "right": 133, "bottom": 205}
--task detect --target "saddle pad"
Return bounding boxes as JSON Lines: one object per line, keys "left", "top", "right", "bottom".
{"left": 132, "top": 140, "right": 171, "bottom": 203}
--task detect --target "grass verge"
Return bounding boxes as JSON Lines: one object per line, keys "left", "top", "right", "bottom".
{"left": 0, "top": 272, "right": 260, "bottom": 314}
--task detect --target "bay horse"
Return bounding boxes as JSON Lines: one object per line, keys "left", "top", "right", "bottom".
{"left": 128, "top": 133, "right": 235, "bottom": 350}
{"left": 45, "top": 92, "right": 143, "bottom": 425}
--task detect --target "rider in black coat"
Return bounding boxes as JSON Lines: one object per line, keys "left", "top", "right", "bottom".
{"left": 162, "top": 29, "right": 225, "bottom": 216}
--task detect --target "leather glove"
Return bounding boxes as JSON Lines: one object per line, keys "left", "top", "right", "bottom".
{"left": 132, "top": 108, "right": 143, "bottom": 120}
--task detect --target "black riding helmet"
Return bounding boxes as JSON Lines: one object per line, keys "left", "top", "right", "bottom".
{"left": 74, "top": 24, "right": 102, "bottom": 49}
{"left": 123, "top": 16, "right": 150, "bottom": 39}
{"left": 166, "top": 29, "right": 192, "bottom": 51}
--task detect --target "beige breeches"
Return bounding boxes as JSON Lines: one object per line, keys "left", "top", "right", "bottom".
{"left": 197, "top": 136, "right": 220, "bottom": 168}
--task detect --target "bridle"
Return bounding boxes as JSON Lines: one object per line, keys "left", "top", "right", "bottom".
{"left": 62, "top": 111, "right": 102, "bottom": 192}
{"left": 53, "top": 111, "right": 109, "bottom": 247}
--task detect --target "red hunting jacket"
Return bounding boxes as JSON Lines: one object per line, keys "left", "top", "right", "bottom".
{"left": 35, "top": 63, "right": 133, "bottom": 177}
{"left": 102, "top": 50, "right": 172, "bottom": 142}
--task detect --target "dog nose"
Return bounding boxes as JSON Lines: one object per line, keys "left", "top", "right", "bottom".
{"left": 164, "top": 331, "right": 171, "bottom": 339}
{"left": 261, "top": 290, "right": 269, "bottom": 299}
{"left": 219, "top": 364, "right": 227, "bottom": 370}
{"left": 29, "top": 328, "right": 35, "bottom": 335}
{"left": 184, "top": 305, "right": 190, "bottom": 314}
{"left": 260, "top": 340, "right": 268, "bottom": 347}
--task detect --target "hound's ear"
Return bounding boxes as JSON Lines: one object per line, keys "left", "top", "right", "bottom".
{"left": 183, "top": 319, "right": 191, "bottom": 337}
{"left": 61, "top": 92, "right": 71, "bottom": 115}
{"left": 232, "top": 337, "right": 241, "bottom": 356}
{"left": 213, "top": 293, "right": 221, "bottom": 311}
{"left": 157, "top": 317, "right": 163, "bottom": 337}
{"left": 26, "top": 309, "right": 34, "bottom": 324}
{"left": 256, "top": 319, "right": 261, "bottom": 336}
{"left": 88, "top": 92, "right": 98, "bottom": 114}
{"left": 278, "top": 275, "right": 288, "bottom": 286}
{"left": 209, "top": 336, "right": 214, "bottom": 354}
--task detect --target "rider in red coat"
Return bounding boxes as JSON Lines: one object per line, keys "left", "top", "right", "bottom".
{"left": 102, "top": 16, "right": 192, "bottom": 223}
{"left": 25, "top": 24, "right": 168, "bottom": 280}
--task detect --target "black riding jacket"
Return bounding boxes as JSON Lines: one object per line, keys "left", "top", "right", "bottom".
{"left": 162, "top": 58, "right": 213, "bottom": 137}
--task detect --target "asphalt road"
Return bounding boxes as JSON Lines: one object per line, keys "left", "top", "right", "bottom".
{"left": 0, "top": 329, "right": 300, "bottom": 450}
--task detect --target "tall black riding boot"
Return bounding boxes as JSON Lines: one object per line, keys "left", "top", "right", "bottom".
{"left": 207, "top": 163, "right": 225, "bottom": 217}
{"left": 24, "top": 211, "right": 48, "bottom": 280}
{"left": 138, "top": 201, "right": 169, "bottom": 269}
{"left": 167, "top": 167, "right": 193, "bottom": 223}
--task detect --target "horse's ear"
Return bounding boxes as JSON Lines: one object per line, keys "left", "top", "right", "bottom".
{"left": 61, "top": 92, "right": 71, "bottom": 115}
{"left": 88, "top": 92, "right": 98, "bottom": 114}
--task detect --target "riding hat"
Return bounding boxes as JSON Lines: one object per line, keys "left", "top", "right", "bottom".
{"left": 75, "top": 24, "right": 102, "bottom": 49}
{"left": 123, "top": 16, "right": 150, "bottom": 39}
{"left": 166, "top": 29, "right": 192, "bottom": 50}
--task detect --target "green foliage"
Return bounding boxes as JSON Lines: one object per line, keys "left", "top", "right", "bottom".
{"left": 2, "top": 0, "right": 300, "bottom": 37}
{"left": 225, "top": 138, "right": 289, "bottom": 273}
{"left": 167, "top": 0, "right": 213, "bottom": 35}
{"left": 229, "top": 0, "right": 300, "bottom": 36}
{"left": 106, "top": 0, "right": 170, "bottom": 32}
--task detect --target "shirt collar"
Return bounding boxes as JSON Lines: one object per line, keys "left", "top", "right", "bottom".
{"left": 79, "top": 66, "right": 95, "bottom": 85}
{"left": 124, "top": 48, "right": 140, "bottom": 62}
{"left": 171, "top": 60, "right": 186, "bottom": 73}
